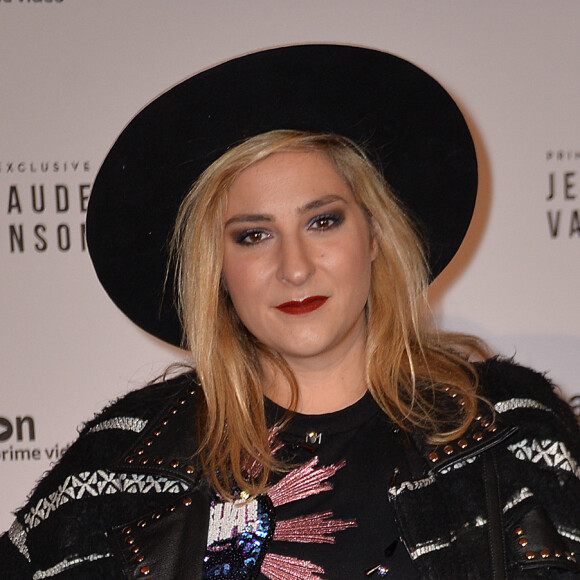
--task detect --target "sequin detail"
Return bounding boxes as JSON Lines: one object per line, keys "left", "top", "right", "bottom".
{"left": 243, "top": 427, "right": 284, "bottom": 480}
{"left": 204, "top": 457, "right": 355, "bottom": 579}
{"left": 87, "top": 417, "right": 147, "bottom": 434}
{"left": 261, "top": 553, "right": 326, "bottom": 580}
{"left": 269, "top": 457, "right": 345, "bottom": 507}
{"left": 32, "top": 552, "right": 112, "bottom": 579}
{"left": 205, "top": 495, "right": 274, "bottom": 578}
{"left": 274, "top": 510, "right": 356, "bottom": 543}
{"left": 207, "top": 499, "right": 260, "bottom": 545}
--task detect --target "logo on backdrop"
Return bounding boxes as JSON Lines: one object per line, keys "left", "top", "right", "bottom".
{"left": 2, "top": 160, "right": 91, "bottom": 253}
{"left": 0, "top": 414, "right": 70, "bottom": 463}
{"left": 545, "top": 150, "right": 580, "bottom": 239}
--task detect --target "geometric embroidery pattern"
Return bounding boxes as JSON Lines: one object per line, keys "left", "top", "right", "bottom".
{"left": 8, "top": 519, "right": 30, "bottom": 561}
{"left": 408, "top": 537, "right": 452, "bottom": 560}
{"left": 557, "top": 526, "right": 580, "bottom": 545}
{"left": 439, "top": 456, "right": 477, "bottom": 475}
{"left": 502, "top": 486, "right": 534, "bottom": 514}
{"left": 508, "top": 438, "right": 580, "bottom": 480}
{"left": 388, "top": 474, "right": 436, "bottom": 497}
{"left": 32, "top": 552, "right": 113, "bottom": 579}
{"left": 23, "top": 470, "right": 188, "bottom": 530}
{"left": 494, "top": 398, "right": 551, "bottom": 414}
{"left": 408, "top": 515, "right": 487, "bottom": 561}
{"left": 87, "top": 417, "right": 148, "bottom": 434}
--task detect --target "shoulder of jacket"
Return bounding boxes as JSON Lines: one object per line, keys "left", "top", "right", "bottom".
{"left": 475, "top": 356, "right": 574, "bottom": 422}
{"left": 14, "top": 371, "right": 200, "bottom": 512}
{"left": 81, "top": 369, "right": 199, "bottom": 432}
{"left": 475, "top": 357, "right": 555, "bottom": 401}
{"left": 3, "top": 372, "right": 201, "bottom": 578}
{"left": 412, "top": 357, "right": 578, "bottom": 475}
{"left": 476, "top": 356, "right": 580, "bottom": 455}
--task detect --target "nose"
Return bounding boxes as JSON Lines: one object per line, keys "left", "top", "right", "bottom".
{"left": 277, "top": 236, "right": 314, "bottom": 286}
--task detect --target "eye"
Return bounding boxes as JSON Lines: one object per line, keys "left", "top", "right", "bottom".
{"left": 235, "top": 229, "right": 271, "bottom": 245}
{"left": 309, "top": 212, "right": 344, "bottom": 231}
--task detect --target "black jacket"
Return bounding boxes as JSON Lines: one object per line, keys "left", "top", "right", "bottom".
{"left": 1, "top": 358, "right": 579, "bottom": 579}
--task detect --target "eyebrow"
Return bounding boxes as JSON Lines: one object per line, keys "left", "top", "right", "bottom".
{"left": 224, "top": 194, "right": 347, "bottom": 227}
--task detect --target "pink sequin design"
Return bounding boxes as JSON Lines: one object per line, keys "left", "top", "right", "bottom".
{"left": 243, "top": 427, "right": 284, "bottom": 480}
{"left": 261, "top": 553, "right": 325, "bottom": 580}
{"left": 273, "top": 510, "right": 356, "bottom": 543}
{"left": 268, "top": 457, "right": 345, "bottom": 507}
{"left": 257, "top": 457, "right": 356, "bottom": 580}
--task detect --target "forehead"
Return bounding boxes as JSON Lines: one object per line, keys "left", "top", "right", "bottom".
{"left": 226, "top": 150, "right": 353, "bottom": 214}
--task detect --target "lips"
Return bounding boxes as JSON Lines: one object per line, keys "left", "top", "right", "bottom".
{"left": 275, "top": 296, "right": 328, "bottom": 315}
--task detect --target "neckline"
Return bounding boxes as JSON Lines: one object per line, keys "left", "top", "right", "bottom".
{"left": 264, "top": 390, "right": 382, "bottom": 438}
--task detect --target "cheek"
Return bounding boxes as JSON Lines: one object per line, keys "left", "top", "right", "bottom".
{"left": 339, "top": 235, "right": 374, "bottom": 279}
{"left": 343, "top": 245, "right": 374, "bottom": 302}
{"left": 222, "top": 266, "right": 266, "bottom": 339}
{"left": 222, "top": 254, "right": 268, "bottom": 324}
{"left": 223, "top": 260, "right": 249, "bottom": 303}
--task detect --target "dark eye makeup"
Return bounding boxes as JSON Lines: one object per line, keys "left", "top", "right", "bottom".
{"left": 234, "top": 229, "right": 271, "bottom": 245}
{"left": 308, "top": 211, "right": 345, "bottom": 231}
{"left": 232, "top": 211, "right": 345, "bottom": 246}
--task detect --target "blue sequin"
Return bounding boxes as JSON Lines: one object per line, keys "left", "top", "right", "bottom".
{"left": 204, "top": 495, "right": 275, "bottom": 578}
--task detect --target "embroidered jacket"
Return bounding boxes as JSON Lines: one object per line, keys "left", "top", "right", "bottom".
{"left": 1, "top": 358, "right": 579, "bottom": 579}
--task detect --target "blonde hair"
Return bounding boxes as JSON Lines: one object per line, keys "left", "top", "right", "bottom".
{"left": 171, "top": 130, "right": 488, "bottom": 499}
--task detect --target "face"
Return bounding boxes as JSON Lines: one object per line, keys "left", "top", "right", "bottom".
{"left": 222, "top": 151, "right": 377, "bottom": 368}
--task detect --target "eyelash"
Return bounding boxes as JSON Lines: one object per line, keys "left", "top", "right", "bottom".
{"left": 234, "top": 212, "right": 344, "bottom": 246}
{"left": 234, "top": 229, "right": 271, "bottom": 245}
{"left": 309, "top": 212, "right": 344, "bottom": 231}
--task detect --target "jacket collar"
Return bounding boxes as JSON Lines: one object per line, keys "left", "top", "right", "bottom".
{"left": 109, "top": 374, "right": 519, "bottom": 483}
{"left": 414, "top": 410, "right": 518, "bottom": 476}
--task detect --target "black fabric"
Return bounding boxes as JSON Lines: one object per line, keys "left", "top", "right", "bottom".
{"left": 109, "top": 483, "right": 210, "bottom": 580}
{"left": 1, "top": 359, "right": 579, "bottom": 579}
{"left": 263, "top": 392, "right": 417, "bottom": 578}
{"left": 0, "top": 373, "right": 199, "bottom": 580}
{"left": 391, "top": 359, "right": 580, "bottom": 579}
{"left": 87, "top": 44, "right": 478, "bottom": 346}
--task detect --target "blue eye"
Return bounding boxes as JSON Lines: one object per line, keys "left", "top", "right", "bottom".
{"left": 309, "top": 212, "right": 344, "bottom": 231}
{"left": 235, "top": 229, "right": 270, "bottom": 245}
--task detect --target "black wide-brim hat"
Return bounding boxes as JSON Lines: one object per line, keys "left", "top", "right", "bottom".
{"left": 87, "top": 44, "right": 478, "bottom": 347}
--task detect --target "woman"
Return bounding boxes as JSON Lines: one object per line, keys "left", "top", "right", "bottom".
{"left": 2, "top": 45, "right": 579, "bottom": 579}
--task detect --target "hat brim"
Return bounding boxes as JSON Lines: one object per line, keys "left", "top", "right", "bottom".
{"left": 87, "top": 44, "right": 477, "bottom": 347}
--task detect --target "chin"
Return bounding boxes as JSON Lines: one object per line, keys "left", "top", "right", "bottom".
{"left": 271, "top": 340, "right": 335, "bottom": 361}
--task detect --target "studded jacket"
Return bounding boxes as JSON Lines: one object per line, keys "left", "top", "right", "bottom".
{"left": 1, "top": 358, "right": 579, "bottom": 579}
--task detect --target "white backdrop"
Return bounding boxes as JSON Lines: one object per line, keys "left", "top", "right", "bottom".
{"left": 1, "top": 0, "right": 579, "bottom": 532}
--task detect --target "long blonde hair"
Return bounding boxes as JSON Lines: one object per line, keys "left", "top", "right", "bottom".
{"left": 171, "top": 130, "right": 488, "bottom": 498}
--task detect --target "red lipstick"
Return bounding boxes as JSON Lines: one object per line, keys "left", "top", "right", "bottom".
{"left": 275, "top": 296, "right": 328, "bottom": 315}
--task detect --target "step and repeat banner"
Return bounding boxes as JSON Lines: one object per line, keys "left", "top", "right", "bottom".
{"left": 1, "top": 1, "right": 579, "bottom": 531}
